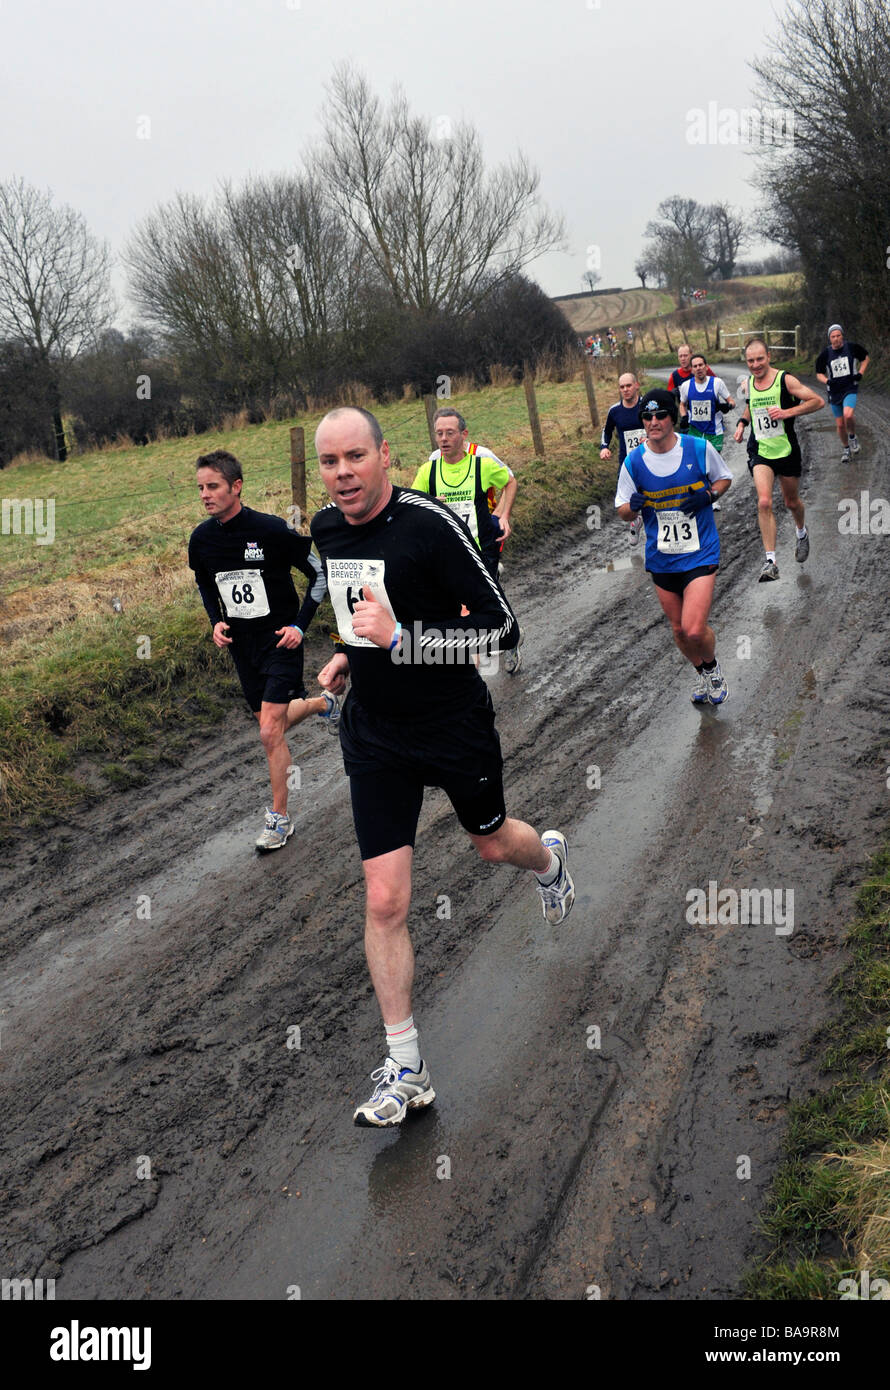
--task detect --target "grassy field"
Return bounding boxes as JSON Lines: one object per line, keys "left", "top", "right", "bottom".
{"left": 745, "top": 845, "right": 890, "bottom": 1299}
{"left": 0, "top": 371, "right": 633, "bottom": 828}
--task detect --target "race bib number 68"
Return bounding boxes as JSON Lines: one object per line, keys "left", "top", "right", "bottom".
{"left": 216, "top": 569, "right": 270, "bottom": 619}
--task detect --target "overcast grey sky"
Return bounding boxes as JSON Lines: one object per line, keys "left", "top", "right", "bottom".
{"left": 1, "top": 0, "right": 788, "bottom": 319}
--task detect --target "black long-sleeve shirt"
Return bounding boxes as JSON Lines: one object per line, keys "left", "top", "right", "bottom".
{"left": 310, "top": 486, "right": 518, "bottom": 720}
{"left": 188, "top": 504, "right": 326, "bottom": 638}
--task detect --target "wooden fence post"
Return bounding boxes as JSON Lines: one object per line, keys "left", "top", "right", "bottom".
{"left": 523, "top": 370, "right": 545, "bottom": 458}
{"left": 582, "top": 355, "right": 601, "bottom": 433}
{"left": 423, "top": 394, "right": 437, "bottom": 450}
{"left": 290, "top": 426, "right": 306, "bottom": 524}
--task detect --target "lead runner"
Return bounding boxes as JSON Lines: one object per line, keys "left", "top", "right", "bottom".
{"left": 310, "top": 406, "right": 575, "bottom": 1127}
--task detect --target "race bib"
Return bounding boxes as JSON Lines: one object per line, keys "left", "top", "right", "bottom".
{"left": 448, "top": 498, "right": 478, "bottom": 537}
{"left": 656, "top": 509, "right": 699, "bottom": 555}
{"left": 216, "top": 569, "right": 270, "bottom": 619}
{"left": 623, "top": 428, "right": 646, "bottom": 453}
{"left": 326, "top": 558, "right": 395, "bottom": 647}
{"left": 752, "top": 406, "right": 783, "bottom": 436}
{"left": 830, "top": 356, "right": 850, "bottom": 378}
{"left": 690, "top": 399, "right": 712, "bottom": 422}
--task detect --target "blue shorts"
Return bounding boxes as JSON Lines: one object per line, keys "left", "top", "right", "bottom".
{"left": 830, "top": 394, "right": 858, "bottom": 417}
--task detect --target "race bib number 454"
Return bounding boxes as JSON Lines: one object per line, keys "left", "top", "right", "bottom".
{"left": 327, "top": 558, "right": 396, "bottom": 646}
{"left": 216, "top": 569, "right": 270, "bottom": 619}
{"left": 656, "top": 509, "right": 699, "bottom": 555}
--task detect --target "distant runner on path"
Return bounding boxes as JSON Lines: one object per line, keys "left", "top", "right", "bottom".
{"left": 311, "top": 407, "right": 575, "bottom": 1128}
{"left": 600, "top": 371, "right": 646, "bottom": 544}
{"left": 733, "top": 338, "right": 825, "bottom": 582}
{"left": 413, "top": 407, "right": 523, "bottom": 673}
{"left": 667, "top": 343, "right": 714, "bottom": 401}
{"left": 188, "top": 450, "right": 335, "bottom": 852}
{"left": 678, "top": 352, "right": 735, "bottom": 512}
{"left": 615, "top": 388, "right": 733, "bottom": 706}
{"left": 815, "top": 324, "right": 869, "bottom": 463}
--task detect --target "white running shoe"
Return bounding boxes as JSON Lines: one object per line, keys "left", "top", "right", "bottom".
{"left": 690, "top": 670, "right": 710, "bottom": 704}
{"left": 505, "top": 630, "right": 524, "bottom": 675}
{"left": 629, "top": 516, "right": 642, "bottom": 546}
{"left": 353, "top": 1058, "right": 436, "bottom": 1127}
{"left": 758, "top": 559, "right": 779, "bottom": 582}
{"left": 706, "top": 661, "right": 729, "bottom": 705}
{"left": 849, "top": 436, "right": 860, "bottom": 455}
{"left": 841, "top": 446, "right": 851, "bottom": 463}
{"left": 319, "top": 691, "right": 341, "bottom": 734}
{"left": 536, "top": 831, "right": 575, "bottom": 924}
{"left": 256, "top": 809, "right": 295, "bottom": 851}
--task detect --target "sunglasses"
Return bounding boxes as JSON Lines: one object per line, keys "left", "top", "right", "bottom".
{"left": 641, "top": 409, "right": 671, "bottom": 421}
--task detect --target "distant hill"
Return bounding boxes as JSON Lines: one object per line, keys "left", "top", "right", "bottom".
{"left": 555, "top": 288, "right": 672, "bottom": 332}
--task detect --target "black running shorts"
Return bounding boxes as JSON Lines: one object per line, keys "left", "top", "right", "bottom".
{"left": 651, "top": 564, "right": 718, "bottom": 594}
{"left": 747, "top": 442, "right": 802, "bottom": 479}
{"left": 340, "top": 685, "right": 507, "bottom": 860}
{"left": 229, "top": 630, "right": 307, "bottom": 712}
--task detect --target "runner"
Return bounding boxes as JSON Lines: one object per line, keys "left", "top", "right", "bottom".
{"left": 615, "top": 388, "right": 733, "bottom": 705}
{"left": 815, "top": 324, "right": 869, "bottom": 462}
{"left": 678, "top": 352, "right": 735, "bottom": 511}
{"left": 666, "top": 343, "right": 714, "bottom": 400}
{"left": 600, "top": 371, "right": 647, "bottom": 544}
{"left": 188, "top": 449, "right": 335, "bottom": 851}
{"left": 413, "top": 407, "right": 523, "bottom": 673}
{"left": 311, "top": 406, "right": 575, "bottom": 1127}
{"left": 733, "top": 338, "right": 825, "bottom": 581}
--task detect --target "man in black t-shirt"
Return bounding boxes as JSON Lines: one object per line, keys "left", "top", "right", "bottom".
{"left": 310, "top": 406, "right": 575, "bottom": 1128}
{"left": 815, "top": 324, "right": 869, "bottom": 462}
{"left": 188, "top": 450, "right": 333, "bottom": 851}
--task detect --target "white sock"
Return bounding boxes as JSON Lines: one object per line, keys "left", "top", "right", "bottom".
{"left": 535, "top": 848, "right": 560, "bottom": 885}
{"left": 766, "top": 551, "right": 776, "bottom": 563}
{"left": 385, "top": 1016, "right": 421, "bottom": 1072}
{"left": 796, "top": 525, "right": 807, "bottom": 539}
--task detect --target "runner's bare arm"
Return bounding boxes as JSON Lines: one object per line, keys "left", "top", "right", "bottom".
{"left": 492, "top": 475, "right": 517, "bottom": 539}
{"left": 771, "top": 377, "right": 825, "bottom": 420}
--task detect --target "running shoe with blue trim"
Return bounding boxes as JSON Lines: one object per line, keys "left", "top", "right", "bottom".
{"left": 353, "top": 1057, "right": 436, "bottom": 1127}
{"left": 256, "top": 809, "right": 295, "bottom": 851}
{"left": 537, "top": 831, "right": 575, "bottom": 924}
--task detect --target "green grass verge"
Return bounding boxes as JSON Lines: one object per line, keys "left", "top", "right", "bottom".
{"left": 744, "top": 847, "right": 890, "bottom": 1299}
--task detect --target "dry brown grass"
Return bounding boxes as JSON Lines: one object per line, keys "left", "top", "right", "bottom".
{"left": 220, "top": 408, "right": 251, "bottom": 432}
{"left": 823, "top": 1093, "right": 890, "bottom": 1270}
{"left": 488, "top": 363, "right": 515, "bottom": 388}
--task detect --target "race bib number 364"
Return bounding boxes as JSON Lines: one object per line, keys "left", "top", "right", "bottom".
{"left": 327, "top": 558, "right": 395, "bottom": 646}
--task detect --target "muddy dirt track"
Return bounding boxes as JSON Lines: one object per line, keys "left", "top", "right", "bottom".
{"left": 3, "top": 377, "right": 890, "bottom": 1301}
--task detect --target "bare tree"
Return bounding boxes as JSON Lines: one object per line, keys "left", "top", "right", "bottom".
{"left": 125, "top": 176, "right": 368, "bottom": 404}
{"left": 318, "top": 65, "right": 565, "bottom": 317}
{"left": 706, "top": 201, "right": 748, "bottom": 281}
{"left": 0, "top": 177, "right": 114, "bottom": 460}
{"left": 582, "top": 269, "right": 601, "bottom": 295}
{"left": 751, "top": 0, "right": 890, "bottom": 341}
